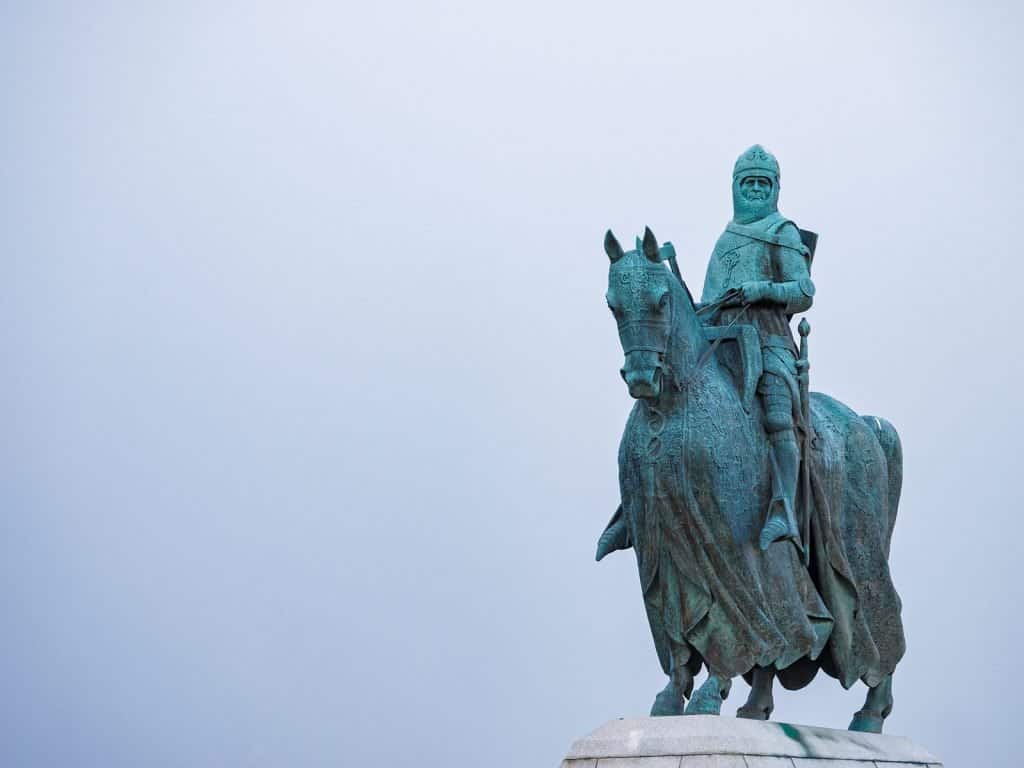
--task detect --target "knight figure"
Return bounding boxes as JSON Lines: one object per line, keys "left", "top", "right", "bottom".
{"left": 699, "top": 145, "right": 816, "bottom": 551}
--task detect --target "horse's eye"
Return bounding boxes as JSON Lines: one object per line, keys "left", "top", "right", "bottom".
{"left": 657, "top": 293, "right": 670, "bottom": 311}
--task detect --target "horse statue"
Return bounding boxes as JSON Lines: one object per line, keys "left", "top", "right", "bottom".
{"left": 595, "top": 227, "right": 905, "bottom": 733}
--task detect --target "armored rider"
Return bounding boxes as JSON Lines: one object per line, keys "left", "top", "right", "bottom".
{"left": 700, "top": 145, "right": 815, "bottom": 551}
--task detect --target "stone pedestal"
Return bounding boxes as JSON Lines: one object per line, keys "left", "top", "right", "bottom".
{"left": 562, "top": 716, "right": 942, "bottom": 767}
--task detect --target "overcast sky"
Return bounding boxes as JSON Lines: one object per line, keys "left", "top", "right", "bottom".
{"left": 4, "top": 2, "right": 1022, "bottom": 766}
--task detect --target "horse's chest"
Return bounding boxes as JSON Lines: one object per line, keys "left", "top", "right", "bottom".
{"left": 622, "top": 408, "right": 686, "bottom": 471}
{"left": 620, "top": 410, "right": 686, "bottom": 547}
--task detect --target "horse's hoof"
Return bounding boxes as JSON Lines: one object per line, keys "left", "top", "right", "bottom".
{"left": 650, "top": 682, "right": 684, "bottom": 717}
{"left": 684, "top": 696, "right": 722, "bottom": 715}
{"left": 848, "top": 709, "right": 884, "bottom": 734}
{"left": 737, "top": 704, "right": 772, "bottom": 721}
{"left": 684, "top": 677, "right": 726, "bottom": 716}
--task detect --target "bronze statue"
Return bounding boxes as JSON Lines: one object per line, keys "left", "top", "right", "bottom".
{"left": 595, "top": 147, "right": 905, "bottom": 733}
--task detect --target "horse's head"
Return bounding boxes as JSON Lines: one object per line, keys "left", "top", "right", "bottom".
{"left": 604, "top": 227, "right": 680, "bottom": 400}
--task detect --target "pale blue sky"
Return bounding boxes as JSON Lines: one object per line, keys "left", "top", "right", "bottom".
{"left": 3, "top": 2, "right": 1021, "bottom": 766}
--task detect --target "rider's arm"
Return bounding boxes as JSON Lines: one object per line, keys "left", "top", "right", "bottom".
{"left": 743, "top": 224, "right": 814, "bottom": 312}
{"left": 768, "top": 233, "right": 815, "bottom": 313}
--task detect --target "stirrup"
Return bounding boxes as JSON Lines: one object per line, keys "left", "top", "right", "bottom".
{"left": 759, "top": 497, "right": 800, "bottom": 551}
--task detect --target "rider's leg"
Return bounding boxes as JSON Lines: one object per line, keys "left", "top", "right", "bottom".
{"left": 760, "top": 375, "right": 800, "bottom": 549}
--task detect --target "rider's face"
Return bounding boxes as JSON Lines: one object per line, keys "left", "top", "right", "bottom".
{"left": 739, "top": 176, "right": 772, "bottom": 202}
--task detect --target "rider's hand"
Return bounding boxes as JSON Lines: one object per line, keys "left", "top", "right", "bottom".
{"left": 740, "top": 281, "right": 773, "bottom": 304}
{"left": 717, "top": 288, "right": 743, "bottom": 307}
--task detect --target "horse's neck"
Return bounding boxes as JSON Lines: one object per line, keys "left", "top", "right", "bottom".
{"left": 655, "top": 285, "right": 717, "bottom": 411}
{"left": 673, "top": 287, "right": 710, "bottom": 368}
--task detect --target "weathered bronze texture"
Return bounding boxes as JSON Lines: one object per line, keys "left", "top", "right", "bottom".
{"left": 596, "top": 146, "right": 905, "bottom": 733}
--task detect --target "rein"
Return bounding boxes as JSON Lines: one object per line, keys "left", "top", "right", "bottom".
{"left": 695, "top": 287, "right": 742, "bottom": 316}
{"left": 668, "top": 298, "right": 751, "bottom": 394}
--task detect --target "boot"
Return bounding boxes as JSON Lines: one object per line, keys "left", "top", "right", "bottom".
{"left": 759, "top": 435, "right": 801, "bottom": 550}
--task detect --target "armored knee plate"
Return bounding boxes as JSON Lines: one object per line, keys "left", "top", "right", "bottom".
{"left": 760, "top": 374, "right": 794, "bottom": 436}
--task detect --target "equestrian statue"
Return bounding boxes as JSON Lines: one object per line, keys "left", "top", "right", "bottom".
{"left": 595, "top": 146, "right": 905, "bottom": 733}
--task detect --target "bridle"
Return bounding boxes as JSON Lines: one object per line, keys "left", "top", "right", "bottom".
{"left": 673, "top": 299, "right": 751, "bottom": 393}
{"left": 616, "top": 259, "right": 751, "bottom": 396}
{"left": 615, "top": 263, "right": 677, "bottom": 389}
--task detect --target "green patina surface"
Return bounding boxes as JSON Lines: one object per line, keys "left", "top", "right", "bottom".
{"left": 595, "top": 147, "right": 905, "bottom": 734}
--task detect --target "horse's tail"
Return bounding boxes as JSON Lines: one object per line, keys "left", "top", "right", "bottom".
{"left": 860, "top": 415, "right": 903, "bottom": 555}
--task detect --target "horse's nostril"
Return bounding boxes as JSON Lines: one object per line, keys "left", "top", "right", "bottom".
{"left": 620, "top": 368, "right": 628, "bottom": 382}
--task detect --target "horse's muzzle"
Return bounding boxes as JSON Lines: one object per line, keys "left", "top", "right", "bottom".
{"left": 621, "top": 361, "right": 663, "bottom": 399}
{"left": 618, "top": 320, "right": 669, "bottom": 400}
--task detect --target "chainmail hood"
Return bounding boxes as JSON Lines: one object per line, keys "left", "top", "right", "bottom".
{"left": 732, "top": 144, "right": 780, "bottom": 225}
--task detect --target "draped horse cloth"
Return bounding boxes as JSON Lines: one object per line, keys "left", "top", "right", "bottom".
{"left": 618, "top": 361, "right": 905, "bottom": 689}
{"left": 800, "top": 394, "right": 905, "bottom": 690}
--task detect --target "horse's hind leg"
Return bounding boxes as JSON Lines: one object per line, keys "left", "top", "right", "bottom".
{"left": 737, "top": 665, "right": 775, "bottom": 720}
{"left": 849, "top": 674, "right": 894, "bottom": 733}
{"left": 651, "top": 642, "right": 695, "bottom": 716}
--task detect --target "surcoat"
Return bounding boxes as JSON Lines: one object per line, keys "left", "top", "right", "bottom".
{"left": 701, "top": 212, "right": 813, "bottom": 355}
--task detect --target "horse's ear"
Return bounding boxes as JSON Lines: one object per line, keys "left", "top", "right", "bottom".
{"left": 642, "top": 226, "right": 661, "bottom": 263}
{"left": 604, "top": 229, "right": 624, "bottom": 263}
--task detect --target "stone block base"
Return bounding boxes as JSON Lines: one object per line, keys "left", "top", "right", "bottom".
{"left": 562, "top": 716, "right": 942, "bottom": 767}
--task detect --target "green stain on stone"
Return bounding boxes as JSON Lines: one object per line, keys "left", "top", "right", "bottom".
{"left": 779, "top": 723, "right": 803, "bottom": 743}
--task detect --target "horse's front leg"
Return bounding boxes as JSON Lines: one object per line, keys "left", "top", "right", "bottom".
{"left": 849, "top": 674, "right": 893, "bottom": 733}
{"left": 684, "top": 671, "right": 732, "bottom": 715}
{"left": 651, "top": 641, "right": 696, "bottom": 716}
{"left": 737, "top": 665, "right": 775, "bottom": 720}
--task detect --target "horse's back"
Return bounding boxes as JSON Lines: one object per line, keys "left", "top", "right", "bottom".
{"left": 858, "top": 413, "right": 902, "bottom": 551}
{"left": 808, "top": 392, "right": 902, "bottom": 546}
